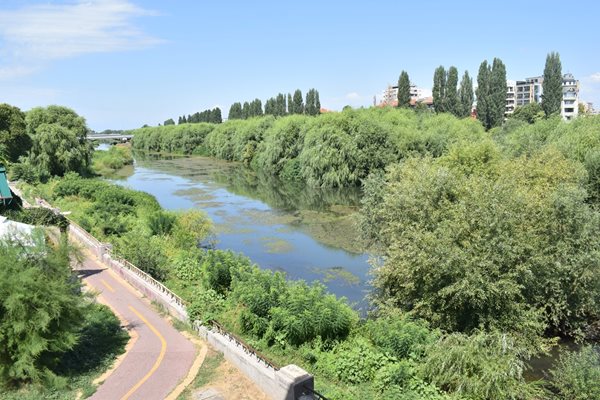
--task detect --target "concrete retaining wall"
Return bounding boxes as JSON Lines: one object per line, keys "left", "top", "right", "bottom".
{"left": 194, "top": 324, "right": 314, "bottom": 400}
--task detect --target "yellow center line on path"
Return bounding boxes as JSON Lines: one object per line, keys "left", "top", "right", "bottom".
{"left": 121, "top": 305, "right": 168, "bottom": 400}
{"left": 101, "top": 279, "right": 116, "bottom": 293}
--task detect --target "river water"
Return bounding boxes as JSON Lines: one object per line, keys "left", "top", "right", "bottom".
{"left": 111, "top": 152, "right": 371, "bottom": 310}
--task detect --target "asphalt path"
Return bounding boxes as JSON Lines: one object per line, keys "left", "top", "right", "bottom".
{"left": 78, "top": 256, "right": 197, "bottom": 400}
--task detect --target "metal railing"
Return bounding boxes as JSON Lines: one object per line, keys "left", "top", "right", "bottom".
{"left": 301, "top": 385, "right": 329, "bottom": 400}
{"left": 111, "top": 254, "right": 187, "bottom": 309}
{"left": 68, "top": 220, "right": 103, "bottom": 248}
{"left": 209, "top": 320, "right": 280, "bottom": 371}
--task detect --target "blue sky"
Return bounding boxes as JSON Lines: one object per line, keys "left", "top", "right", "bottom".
{"left": 0, "top": 0, "right": 599, "bottom": 131}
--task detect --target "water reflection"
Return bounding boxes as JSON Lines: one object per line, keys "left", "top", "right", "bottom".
{"left": 117, "top": 152, "right": 371, "bottom": 310}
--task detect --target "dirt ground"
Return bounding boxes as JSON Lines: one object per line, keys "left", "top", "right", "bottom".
{"left": 190, "top": 348, "right": 269, "bottom": 400}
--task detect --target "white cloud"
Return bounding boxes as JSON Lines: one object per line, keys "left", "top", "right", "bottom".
{"left": 590, "top": 72, "right": 600, "bottom": 83}
{"left": 0, "top": 66, "right": 39, "bottom": 80}
{"left": 0, "top": 0, "right": 162, "bottom": 79}
{"left": 345, "top": 92, "right": 361, "bottom": 100}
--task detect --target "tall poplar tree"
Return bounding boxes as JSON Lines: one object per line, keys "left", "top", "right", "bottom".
{"left": 315, "top": 90, "right": 321, "bottom": 114}
{"left": 228, "top": 102, "right": 242, "bottom": 120}
{"left": 458, "top": 71, "right": 474, "bottom": 118}
{"left": 287, "top": 93, "right": 293, "bottom": 114}
{"left": 265, "top": 98, "right": 275, "bottom": 115}
{"left": 542, "top": 52, "right": 563, "bottom": 117}
{"left": 433, "top": 66, "right": 447, "bottom": 113}
{"left": 275, "top": 93, "right": 286, "bottom": 116}
{"left": 242, "top": 102, "right": 250, "bottom": 119}
{"left": 446, "top": 66, "right": 459, "bottom": 116}
{"left": 292, "top": 89, "right": 304, "bottom": 114}
{"left": 476, "top": 60, "right": 491, "bottom": 129}
{"left": 489, "top": 57, "right": 507, "bottom": 128}
{"left": 211, "top": 107, "right": 222, "bottom": 123}
{"left": 397, "top": 71, "right": 411, "bottom": 108}
{"left": 305, "top": 90, "right": 314, "bottom": 115}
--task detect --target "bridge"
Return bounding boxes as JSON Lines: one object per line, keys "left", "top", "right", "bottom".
{"left": 86, "top": 134, "right": 133, "bottom": 141}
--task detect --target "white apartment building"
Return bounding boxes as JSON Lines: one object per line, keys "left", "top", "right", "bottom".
{"left": 506, "top": 80, "right": 516, "bottom": 116}
{"left": 562, "top": 73, "right": 579, "bottom": 120}
{"left": 380, "top": 85, "right": 432, "bottom": 107}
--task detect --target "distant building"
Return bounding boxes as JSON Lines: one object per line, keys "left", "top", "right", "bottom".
{"left": 379, "top": 84, "right": 433, "bottom": 108}
{"left": 515, "top": 76, "right": 544, "bottom": 107}
{"left": 561, "top": 73, "right": 579, "bottom": 120}
{"left": 506, "top": 73, "right": 580, "bottom": 120}
{"left": 505, "top": 80, "right": 516, "bottom": 116}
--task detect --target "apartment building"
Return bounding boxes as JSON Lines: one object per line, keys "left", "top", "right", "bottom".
{"left": 506, "top": 80, "right": 516, "bottom": 116}
{"left": 506, "top": 74, "right": 580, "bottom": 120}
{"left": 515, "top": 76, "right": 544, "bottom": 107}
{"left": 379, "top": 85, "right": 433, "bottom": 107}
{"left": 562, "top": 73, "right": 579, "bottom": 120}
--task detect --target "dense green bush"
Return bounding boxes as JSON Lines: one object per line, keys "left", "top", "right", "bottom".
{"left": 255, "top": 115, "right": 310, "bottom": 177}
{"left": 115, "top": 231, "right": 167, "bottom": 280}
{"left": 364, "top": 312, "right": 438, "bottom": 360}
{"left": 92, "top": 145, "right": 133, "bottom": 175}
{"left": 421, "top": 331, "right": 543, "bottom": 400}
{"left": 131, "top": 123, "right": 214, "bottom": 154}
{"left": 320, "top": 336, "right": 394, "bottom": 384}
{"left": 361, "top": 148, "right": 600, "bottom": 338}
{"left": 0, "top": 234, "right": 83, "bottom": 387}
{"left": 199, "top": 249, "right": 251, "bottom": 294}
{"left": 147, "top": 210, "right": 177, "bottom": 236}
{"left": 548, "top": 345, "right": 600, "bottom": 400}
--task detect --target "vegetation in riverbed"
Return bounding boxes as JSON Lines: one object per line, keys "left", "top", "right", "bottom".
{"left": 312, "top": 266, "right": 361, "bottom": 286}
{"left": 92, "top": 144, "right": 133, "bottom": 176}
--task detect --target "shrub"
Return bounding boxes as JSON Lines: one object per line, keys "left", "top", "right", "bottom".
{"left": 269, "top": 281, "right": 356, "bottom": 345}
{"left": 421, "top": 331, "right": 543, "bottom": 400}
{"left": 319, "top": 337, "right": 393, "bottom": 384}
{"left": 147, "top": 210, "right": 177, "bottom": 236}
{"left": 200, "top": 250, "right": 252, "bottom": 294}
{"left": 115, "top": 232, "right": 167, "bottom": 280}
{"left": 548, "top": 345, "right": 600, "bottom": 400}
{"left": 365, "top": 312, "right": 438, "bottom": 360}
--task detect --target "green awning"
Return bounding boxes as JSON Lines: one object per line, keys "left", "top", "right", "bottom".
{"left": 0, "top": 166, "right": 13, "bottom": 205}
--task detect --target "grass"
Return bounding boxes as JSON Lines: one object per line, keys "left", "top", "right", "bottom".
{"left": 176, "top": 350, "right": 224, "bottom": 400}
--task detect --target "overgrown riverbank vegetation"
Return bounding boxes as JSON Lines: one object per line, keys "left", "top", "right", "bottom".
{"left": 131, "top": 108, "right": 486, "bottom": 186}
{"left": 2, "top": 99, "right": 600, "bottom": 399}
{"left": 91, "top": 144, "right": 133, "bottom": 176}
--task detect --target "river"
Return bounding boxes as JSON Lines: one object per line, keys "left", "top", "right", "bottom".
{"left": 110, "top": 151, "right": 371, "bottom": 311}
